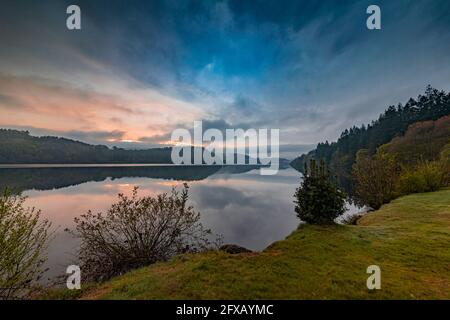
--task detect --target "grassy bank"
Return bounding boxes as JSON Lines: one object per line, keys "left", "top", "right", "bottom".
{"left": 58, "top": 189, "right": 450, "bottom": 299}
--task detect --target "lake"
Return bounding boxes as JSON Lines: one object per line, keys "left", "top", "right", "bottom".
{"left": 0, "top": 165, "right": 304, "bottom": 282}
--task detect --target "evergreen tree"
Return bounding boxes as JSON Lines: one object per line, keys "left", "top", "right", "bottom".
{"left": 294, "top": 159, "right": 346, "bottom": 224}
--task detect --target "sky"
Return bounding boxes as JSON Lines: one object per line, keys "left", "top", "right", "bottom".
{"left": 1, "top": 0, "right": 450, "bottom": 158}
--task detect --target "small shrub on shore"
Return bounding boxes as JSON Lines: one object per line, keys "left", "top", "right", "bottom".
{"left": 68, "top": 184, "right": 217, "bottom": 282}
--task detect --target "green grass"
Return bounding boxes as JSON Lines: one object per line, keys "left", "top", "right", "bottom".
{"left": 64, "top": 189, "right": 450, "bottom": 299}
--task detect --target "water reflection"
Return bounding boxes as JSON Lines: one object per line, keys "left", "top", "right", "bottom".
{"left": 0, "top": 165, "right": 301, "bottom": 281}
{"left": 0, "top": 165, "right": 230, "bottom": 194}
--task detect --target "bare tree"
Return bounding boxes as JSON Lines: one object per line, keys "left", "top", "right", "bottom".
{"left": 68, "top": 184, "right": 217, "bottom": 282}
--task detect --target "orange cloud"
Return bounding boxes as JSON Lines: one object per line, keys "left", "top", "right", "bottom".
{"left": 0, "top": 73, "right": 204, "bottom": 144}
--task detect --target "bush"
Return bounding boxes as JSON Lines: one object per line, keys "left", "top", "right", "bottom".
{"left": 0, "top": 190, "right": 51, "bottom": 300}
{"left": 68, "top": 184, "right": 217, "bottom": 282}
{"left": 396, "top": 171, "right": 427, "bottom": 194}
{"left": 352, "top": 150, "right": 399, "bottom": 209}
{"left": 294, "top": 160, "right": 346, "bottom": 225}
{"left": 397, "top": 161, "right": 444, "bottom": 194}
{"left": 440, "top": 143, "right": 450, "bottom": 186}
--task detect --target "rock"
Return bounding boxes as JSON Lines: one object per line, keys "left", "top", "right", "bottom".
{"left": 219, "top": 244, "right": 252, "bottom": 254}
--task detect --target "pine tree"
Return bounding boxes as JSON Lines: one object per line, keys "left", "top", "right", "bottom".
{"left": 294, "top": 159, "right": 346, "bottom": 224}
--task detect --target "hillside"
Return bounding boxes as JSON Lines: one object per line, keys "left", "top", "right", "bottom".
{"left": 380, "top": 115, "right": 450, "bottom": 166}
{"left": 291, "top": 86, "right": 450, "bottom": 191}
{"left": 51, "top": 189, "right": 450, "bottom": 300}
{"left": 0, "top": 129, "right": 173, "bottom": 164}
{"left": 0, "top": 129, "right": 272, "bottom": 165}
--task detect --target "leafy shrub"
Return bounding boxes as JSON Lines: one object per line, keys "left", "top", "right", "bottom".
{"left": 352, "top": 150, "right": 399, "bottom": 209}
{"left": 68, "top": 184, "right": 217, "bottom": 282}
{"left": 396, "top": 171, "right": 427, "bottom": 194}
{"left": 397, "top": 161, "right": 444, "bottom": 194}
{"left": 0, "top": 190, "right": 51, "bottom": 300}
{"left": 440, "top": 143, "right": 450, "bottom": 186}
{"left": 294, "top": 160, "right": 346, "bottom": 225}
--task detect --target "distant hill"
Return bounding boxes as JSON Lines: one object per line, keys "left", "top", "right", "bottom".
{"left": 291, "top": 86, "right": 450, "bottom": 191}
{"left": 0, "top": 129, "right": 288, "bottom": 166}
{"left": 0, "top": 129, "right": 173, "bottom": 164}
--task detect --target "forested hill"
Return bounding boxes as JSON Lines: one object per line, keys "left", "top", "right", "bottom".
{"left": 0, "top": 129, "right": 173, "bottom": 164}
{"left": 290, "top": 86, "right": 450, "bottom": 188}
{"left": 0, "top": 130, "right": 269, "bottom": 165}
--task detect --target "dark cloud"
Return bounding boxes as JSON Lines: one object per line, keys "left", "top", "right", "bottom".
{"left": 138, "top": 133, "right": 172, "bottom": 145}
{"left": 226, "top": 95, "right": 262, "bottom": 119}
{"left": 201, "top": 119, "right": 252, "bottom": 132}
{"left": 0, "top": 94, "right": 25, "bottom": 109}
{"left": 64, "top": 129, "right": 126, "bottom": 143}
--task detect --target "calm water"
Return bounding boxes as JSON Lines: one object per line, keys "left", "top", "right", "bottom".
{"left": 0, "top": 165, "right": 303, "bottom": 281}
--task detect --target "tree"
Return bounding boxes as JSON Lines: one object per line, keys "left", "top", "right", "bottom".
{"left": 0, "top": 190, "right": 52, "bottom": 300}
{"left": 352, "top": 150, "right": 399, "bottom": 209}
{"left": 291, "top": 86, "right": 450, "bottom": 194}
{"left": 294, "top": 159, "right": 346, "bottom": 224}
{"left": 67, "top": 184, "right": 217, "bottom": 281}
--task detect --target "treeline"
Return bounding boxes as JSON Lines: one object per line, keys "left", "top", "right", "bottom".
{"left": 353, "top": 115, "right": 450, "bottom": 209}
{"left": 291, "top": 86, "right": 450, "bottom": 192}
{"left": 0, "top": 129, "right": 173, "bottom": 164}
{"left": 0, "top": 130, "right": 263, "bottom": 165}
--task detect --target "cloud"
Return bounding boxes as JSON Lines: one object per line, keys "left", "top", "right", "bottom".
{"left": 64, "top": 130, "right": 127, "bottom": 144}
{"left": 1, "top": 0, "right": 450, "bottom": 149}
{"left": 193, "top": 185, "right": 259, "bottom": 210}
{"left": 0, "top": 72, "right": 205, "bottom": 144}
{"left": 137, "top": 133, "right": 173, "bottom": 145}
{"left": 0, "top": 94, "right": 25, "bottom": 109}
